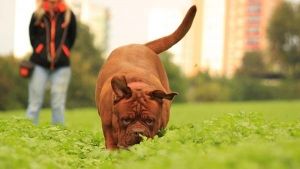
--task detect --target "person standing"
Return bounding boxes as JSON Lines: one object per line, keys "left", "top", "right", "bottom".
{"left": 26, "top": 0, "right": 77, "bottom": 125}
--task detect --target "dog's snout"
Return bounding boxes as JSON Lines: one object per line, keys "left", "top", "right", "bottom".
{"left": 132, "top": 128, "right": 146, "bottom": 136}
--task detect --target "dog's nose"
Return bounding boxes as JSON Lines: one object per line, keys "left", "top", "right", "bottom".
{"left": 132, "top": 128, "right": 146, "bottom": 137}
{"left": 133, "top": 131, "right": 143, "bottom": 137}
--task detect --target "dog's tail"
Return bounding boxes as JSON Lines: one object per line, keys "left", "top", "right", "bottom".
{"left": 145, "top": 5, "right": 197, "bottom": 54}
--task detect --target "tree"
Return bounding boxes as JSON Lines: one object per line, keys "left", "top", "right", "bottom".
{"left": 235, "top": 51, "right": 266, "bottom": 78}
{"left": 0, "top": 56, "right": 27, "bottom": 110}
{"left": 67, "top": 22, "right": 104, "bottom": 107}
{"left": 268, "top": 1, "right": 300, "bottom": 78}
{"left": 67, "top": 53, "right": 98, "bottom": 107}
{"left": 72, "top": 22, "right": 104, "bottom": 75}
{"left": 188, "top": 72, "right": 230, "bottom": 102}
{"left": 160, "top": 52, "right": 188, "bottom": 102}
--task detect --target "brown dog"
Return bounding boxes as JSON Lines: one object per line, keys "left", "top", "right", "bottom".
{"left": 95, "top": 5, "right": 197, "bottom": 149}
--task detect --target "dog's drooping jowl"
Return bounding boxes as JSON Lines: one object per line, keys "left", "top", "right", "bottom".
{"left": 95, "top": 5, "right": 197, "bottom": 149}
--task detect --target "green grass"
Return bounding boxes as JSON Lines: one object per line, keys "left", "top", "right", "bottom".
{"left": 170, "top": 100, "right": 300, "bottom": 125}
{"left": 1, "top": 100, "right": 299, "bottom": 130}
{"left": 0, "top": 101, "right": 300, "bottom": 169}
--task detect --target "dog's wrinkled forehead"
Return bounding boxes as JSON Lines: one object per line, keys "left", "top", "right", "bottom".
{"left": 129, "top": 89, "right": 149, "bottom": 111}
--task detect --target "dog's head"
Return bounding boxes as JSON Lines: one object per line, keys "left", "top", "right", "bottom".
{"left": 111, "top": 76, "right": 177, "bottom": 148}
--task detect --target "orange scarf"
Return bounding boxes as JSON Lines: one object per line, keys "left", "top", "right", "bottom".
{"left": 42, "top": 0, "right": 67, "bottom": 13}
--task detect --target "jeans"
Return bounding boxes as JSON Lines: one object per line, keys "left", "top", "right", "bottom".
{"left": 26, "top": 65, "right": 71, "bottom": 125}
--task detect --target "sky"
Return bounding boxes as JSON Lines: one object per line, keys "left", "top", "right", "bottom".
{"left": 0, "top": 0, "right": 34, "bottom": 56}
{"left": 0, "top": 0, "right": 16, "bottom": 55}
{"left": 0, "top": 0, "right": 192, "bottom": 57}
{"left": 201, "top": 0, "right": 225, "bottom": 73}
{"left": 91, "top": 0, "right": 192, "bottom": 54}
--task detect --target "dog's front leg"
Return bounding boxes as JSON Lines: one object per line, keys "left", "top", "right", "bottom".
{"left": 102, "top": 124, "right": 117, "bottom": 150}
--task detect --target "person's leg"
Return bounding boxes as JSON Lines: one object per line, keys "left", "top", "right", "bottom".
{"left": 50, "top": 67, "right": 71, "bottom": 125}
{"left": 26, "top": 65, "right": 49, "bottom": 124}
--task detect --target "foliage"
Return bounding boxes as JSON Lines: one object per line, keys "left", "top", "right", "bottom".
{"left": 187, "top": 71, "right": 300, "bottom": 102}
{"left": 67, "top": 53, "right": 98, "bottom": 107}
{"left": 188, "top": 72, "right": 230, "bottom": 102}
{"left": 276, "top": 79, "right": 300, "bottom": 99}
{"left": 229, "top": 77, "right": 300, "bottom": 101}
{"left": 268, "top": 1, "right": 300, "bottom": 78}
{"left": 160, "top": 52, "right": 188, "bottom": 102}
{"left": 72, "top": 22, "right": 104, "bottom": 76}
{"left": 67, "top": 21, "right": 104, "bottom": 107}
{"left": 229, "top": 77, "right": 276, "bottom": 101}
{"left": 0, "top": 56, "right": 27, "bottom": 110}
{"left": 0, "top": 108, "right": 299, "bottom": 169}
{"left": 235, "top": 51, "right": 267, "bottom": 78}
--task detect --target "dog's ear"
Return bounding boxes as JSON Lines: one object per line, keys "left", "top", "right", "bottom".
{"left": 111, "top": 76, "right": 132, "bottom": 103}
{"left": 148, "top": 90, "right": 178, "bottom": 101}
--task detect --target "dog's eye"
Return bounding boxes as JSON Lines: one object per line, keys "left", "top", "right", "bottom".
{"left": 144, "top": 118, "right": 154, "bottom": 126}
{"left": 121, "top": 118, "right": 132, "bottom": 126}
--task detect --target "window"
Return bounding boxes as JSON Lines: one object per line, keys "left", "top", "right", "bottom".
{"left": 248, "top": 4, "right": 261, "bottom": 13}
{"left": 247, "top": 27, "right": 259, "bottom": 33}
{"left": 247, "top": 37, "right": 259, "bottom": 45}
{"left": 247, "top": 16, "right": 260, "bottom": 23}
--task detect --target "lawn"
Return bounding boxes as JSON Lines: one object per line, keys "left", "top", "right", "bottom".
{"left": 0, "top": 101, "right": 299, "bottom": 169}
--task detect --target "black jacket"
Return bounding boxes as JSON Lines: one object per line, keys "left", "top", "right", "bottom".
{"left": 29, "top": 10, "right": 76, "bottom": 70}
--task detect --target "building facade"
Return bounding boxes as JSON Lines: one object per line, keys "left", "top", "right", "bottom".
{"left": 181, "top": 0, "right": 204, "bottom": 76}
{"left": 223, "top": 0, "right": 282, "bottom": 77}
{"left": 182, "top": 0, "right": 281, "bottom": 77}
{"left": 183, "top": 0, "right": 225, "bottom": 76}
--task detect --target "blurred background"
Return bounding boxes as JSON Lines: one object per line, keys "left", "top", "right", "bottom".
{"left": 1, "top": 0, "right": 300, "bottom": 110}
